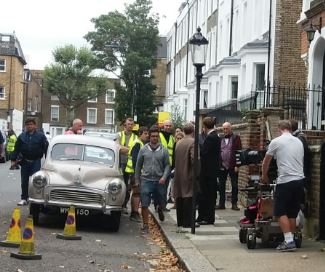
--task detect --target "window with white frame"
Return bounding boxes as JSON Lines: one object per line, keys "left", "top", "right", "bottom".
{"left": 51, "top": 105, "right": 59, "bottom": 121}
{"left": 51, "top": 95, "right": 59, "bottom": 101}
{"left": 231, "top": 77, "right": 238, "bottom": 99}
{"left": 203, "top": 90, "right": 208, "bottom": 108}
{"left": 27, "top": 99, "right": 32, "bottom": 111}
{"left": 87, "top": 108, "right": 97, "bottom": 124}
{"left": 105, "top": 109, "right": 114, "bottom": 125}
{"left": 0, "top": 59, "right": 5, "bottom": 72}
{"left": 88, "top": 96, "right": 97, "bottom": 103}
{"left": 105, "top": 89, "right": 115, "bottom": 103}
{"left": 0, "top": 86, "right": 5, "bottom": 99}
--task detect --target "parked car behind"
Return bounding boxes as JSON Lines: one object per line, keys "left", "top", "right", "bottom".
{"left": 28, "top": 135, "right": 126, "bottom": 232}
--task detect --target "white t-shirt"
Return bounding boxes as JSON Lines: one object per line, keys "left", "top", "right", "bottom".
{"left": 266, "top": 132, "right": 304, "bottom": 184}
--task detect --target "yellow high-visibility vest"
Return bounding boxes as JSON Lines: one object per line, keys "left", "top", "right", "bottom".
{"left": 125, "top": 139, "right": 144, "bottom": 174}
{"left": 159, "top": 132, "right": 174, "bottom": 165}
{"left": 6, "top": 134, "right": 17, "bottom": 152}
{"left": 119, "top": 131, "right": 137, "bottom": 147}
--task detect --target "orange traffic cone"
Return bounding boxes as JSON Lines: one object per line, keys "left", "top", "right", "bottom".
{"left": 10, "top": 216, "right": 42, "bottom": 260}
{"left": 56, "top": 206, "right": 82, "bottom": 240}
{"left": 0, "top": 208, "right": 22, "bottom": 248}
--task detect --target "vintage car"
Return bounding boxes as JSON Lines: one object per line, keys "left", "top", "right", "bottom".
{"left": 28, "top": 135, "right": 126, "bottom": 232}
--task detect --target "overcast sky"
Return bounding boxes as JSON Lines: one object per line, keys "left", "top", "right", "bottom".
{"left": 1, "top": 0, "right": 184, "bottom": 70}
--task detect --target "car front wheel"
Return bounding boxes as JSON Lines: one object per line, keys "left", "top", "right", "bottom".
{"left": 105, "top": 211, "right": 121, "bottom": 232}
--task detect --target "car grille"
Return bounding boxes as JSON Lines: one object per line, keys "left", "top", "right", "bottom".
{"left": 50, "top": 189, "right": 103, "bottom": 205}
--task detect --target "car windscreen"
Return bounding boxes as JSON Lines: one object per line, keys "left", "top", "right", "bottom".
{"left": 51, "top": 143, "right": 115, "bottom": 166}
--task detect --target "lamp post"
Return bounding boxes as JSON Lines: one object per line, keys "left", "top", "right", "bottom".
{"left": 189, "top": 27, "right": 208, "bottom": 234}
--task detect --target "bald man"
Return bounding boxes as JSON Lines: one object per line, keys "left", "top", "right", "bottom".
{"left": 217, "top": 122, "right": 242, "bottom": 210}
{"left": 65, "top": 119, "right": 83, "bottom": 135}
{"left": 158, "top": 120, "right": 175, "bottom": 211}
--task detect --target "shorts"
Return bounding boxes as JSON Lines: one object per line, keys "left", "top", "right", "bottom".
{"left": 140, "top": 180, "right": 165, "bottom": 208}
{"left": 273, "top": 179, "right": 304, "bottom": 218}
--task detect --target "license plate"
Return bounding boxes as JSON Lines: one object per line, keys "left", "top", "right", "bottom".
{"left": 59, "top": 207, "right": 90, "bottom": 216}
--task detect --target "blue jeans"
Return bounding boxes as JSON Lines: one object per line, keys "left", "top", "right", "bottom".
{"left": 20, "top": 160, "right": 41, "bottom": 200}
{"left": 140, "top": 180, "right": 165, "bottom": 208}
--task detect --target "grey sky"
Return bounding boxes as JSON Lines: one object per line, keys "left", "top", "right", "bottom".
{"left": 2, "top": 0, "right": 183, "bottom": 70}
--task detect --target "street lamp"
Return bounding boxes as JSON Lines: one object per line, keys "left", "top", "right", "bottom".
{"left": 189, "top": 27, "right": 208, "bottom": 234}
{"left": 306, "top": 17, "right": 322, "bottom": 44}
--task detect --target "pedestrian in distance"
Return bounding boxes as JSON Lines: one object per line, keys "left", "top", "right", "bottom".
{"left": 0, "top": 129, "right": 4, "bottom": 163}
{"left": 173, "top": 123, "right": 199, "bottom": 231}
{"left": 135, "top": 126, "right": 171, "bottom": 233}
{"left": 117, "top": 117, "right": 138, "bottom": 214}
{"left": 196, "top": 117, "right": 221, "bottom": 225}
{"left": 217, "top": 122, "right": 242, "bottom": 211}
{"left": 158, "top": 119, "right": 175, "bottom": 211}
{"left": 65, "top": 118, "right": 83, "bottom": 135}
{"left": 125, "top": 126, "right": 149, "bottom": 222}
{"left": 6, "top": 129, "right": 18, "bottom": 166}
{"left": 11, "top": 118, "right": 49, "bottom": 206}
{"left": 262, "top": 120, "right": 305, "bottom": 252}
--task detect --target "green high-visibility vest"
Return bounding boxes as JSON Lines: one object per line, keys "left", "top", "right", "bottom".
{"left": 119, "top": 131, "right": 137, "bottom": 147}
{"left": 125, "top": 139, "right": 144, "bottom": 174}
{"left": 6, "top": 134, "right": 17, "bottom": 152}
{"left": 159, "top": 132, "right": 174, "bottom": 165}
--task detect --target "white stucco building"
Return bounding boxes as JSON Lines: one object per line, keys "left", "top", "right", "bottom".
{"left": 164, "top": 0, "right": 275, "bottom": 123}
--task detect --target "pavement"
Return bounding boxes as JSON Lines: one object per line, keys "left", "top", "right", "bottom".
{"left": 150, "top": 202, "right": 325, "bottom": 272}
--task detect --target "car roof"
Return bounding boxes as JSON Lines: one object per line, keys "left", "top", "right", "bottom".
{"left": 50, "top": 135, "right": 119, "bottom": 151}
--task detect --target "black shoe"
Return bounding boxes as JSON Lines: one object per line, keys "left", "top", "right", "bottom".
{"left": 231, "top": 204, "right": 240, "bottom": 211}
{"left": 163, "top": 208, "right": 170, "bottom": 212}
{"left": 158, "top": 208, "right": 165, "bottom": 222}
{"left": 216, "top": 205, "right": 226, "bottom": 210}
{"left": 183, "top": 223, "right": 200, "bottom": 228}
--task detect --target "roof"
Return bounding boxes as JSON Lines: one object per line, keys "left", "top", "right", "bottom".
{"left": 50, "top": 135, "right": 120, "bottom": 151}
{"left": 0, "top": 33, "right": 27, "bottom": 65}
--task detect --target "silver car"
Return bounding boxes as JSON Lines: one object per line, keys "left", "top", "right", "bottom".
{"left": 28, "top": 135, "right": 126, "bottom": 232}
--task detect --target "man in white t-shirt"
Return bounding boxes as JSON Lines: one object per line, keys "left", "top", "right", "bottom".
{"left": 262, "top": 119, "right": 304, "bottom": 252}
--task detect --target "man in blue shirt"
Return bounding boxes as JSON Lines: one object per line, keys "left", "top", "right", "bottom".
{"left": 11, "top": 118, "right": 48, "bottom": 206}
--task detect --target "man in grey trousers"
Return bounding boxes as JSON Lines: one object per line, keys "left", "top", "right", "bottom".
{"left": 135, "top": 126, "right": 170, "bottom": 233}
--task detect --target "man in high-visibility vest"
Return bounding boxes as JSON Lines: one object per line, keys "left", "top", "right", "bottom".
{"left": 158, "top": 119, "right": 175, "bottom": 211}
{"left": 125, "top": 126, "right": 149, "bottom": 222}
{"left": 116, "top": 117, "right": 138, "bottom": 214}
{"left": 6, "top": 129, "right": 17, "bottom": 162}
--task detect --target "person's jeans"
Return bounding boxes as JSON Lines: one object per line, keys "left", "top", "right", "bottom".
{"left": 218, "top": 168, "right": 238, "bottom": 205}
{"left": 140, "top": 180, "right": 165, "bottom": 208}
{"left": 20, "top": 159, "right": 41, "bottom": 200}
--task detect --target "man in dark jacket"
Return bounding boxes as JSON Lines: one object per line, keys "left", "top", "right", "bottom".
{"left": 196, "top": 117, "right": 221, "bottom": 225}
{"left": 217, "top": 122, "right": 242, "bottom": 210}
{"left": 11, "top": 118, "right": 48, "bottom": 206}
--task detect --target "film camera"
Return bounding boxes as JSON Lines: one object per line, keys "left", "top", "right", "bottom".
{"left": 235, "top": 149, "right": 267, "bottom": 166}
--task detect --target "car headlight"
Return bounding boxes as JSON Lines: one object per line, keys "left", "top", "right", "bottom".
{"left": 33, "top": 173, "right": 48, "bottom": 188}
{"left": 107, "top": 180, "right": 122, "bottom": 195}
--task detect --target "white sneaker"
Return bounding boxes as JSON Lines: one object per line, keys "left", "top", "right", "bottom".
{"left": 17, "top": 200, "right": 27, "bottom": 206}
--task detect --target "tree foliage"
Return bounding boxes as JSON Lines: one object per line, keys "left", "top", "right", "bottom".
{"left": 171, "top": 104, "right": 186, "bottom": 129}
{"left": 43, "top": 45, "right": 108, "bottom": 125}
{"left": 85, "top": 0, "right": 160, "bottom": 126}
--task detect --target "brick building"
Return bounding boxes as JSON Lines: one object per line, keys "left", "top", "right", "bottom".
{"left": 0, "top": 33, "right": 27, "bottom": 134}
{"left": 40, "top": 77, "right": 119, "bottom": 137}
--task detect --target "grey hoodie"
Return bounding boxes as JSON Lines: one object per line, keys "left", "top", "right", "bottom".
{"left": 135, "top": 143, "right": 170, "bottom": 182}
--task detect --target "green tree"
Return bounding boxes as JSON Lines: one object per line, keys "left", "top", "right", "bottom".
{"left": 43, "top": 45, "right": 108, "bottom": 126}
{"left": 84, "top": 0, "right": 159, "bottom": 127}
{"left": 171, "top": 104, "right": 185, "bottom": 129}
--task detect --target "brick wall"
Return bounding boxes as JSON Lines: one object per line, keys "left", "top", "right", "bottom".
{"left": 221, "top": 109, "right": 325, "bottom": 238}
{"left": 274, "top": 0, "right": 307, "bottom": 85}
